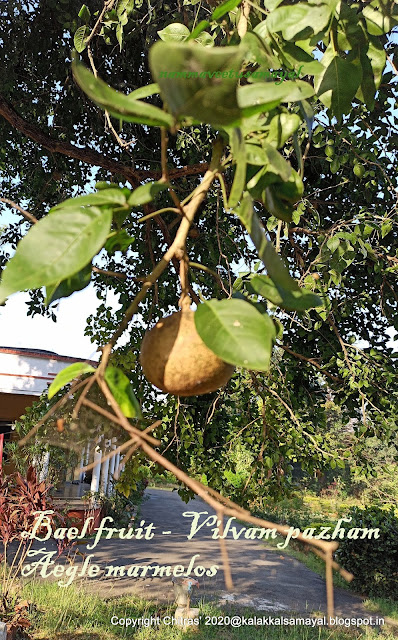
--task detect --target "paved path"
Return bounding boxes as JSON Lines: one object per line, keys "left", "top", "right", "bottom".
{"left": 77, "top": 489, "right": 370, "bottom": 617}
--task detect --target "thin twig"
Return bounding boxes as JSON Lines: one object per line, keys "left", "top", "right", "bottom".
{"left": 160, "top": 127, "right": 185, "bottom": 214}
{"left": 78, "top": 437, "right": 136, "bottom": 474}
{"left": 18, "top": 378, "right": 88, "bottom": 445}
{"left": 138, "top": 207, "right": 181, "bottom": 223}
{"left": 81, "top": 397, "right": 161, "bottom": 446}
{"left": 0, "top": 197, "right": 38, "bottom": 224}
{"left": 92, "top": 266, "right": 127, "bottom": 280}
{"left": 280, "top": 344, "right": 343, "bottom": 383}
{"left": 108, "top": 138, "right": 225, "bottom": 346}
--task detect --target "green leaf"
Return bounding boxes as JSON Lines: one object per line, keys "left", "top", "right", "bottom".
{"left": 116, "top": 0, "right": 134, "bottom": 16}
{"left": 194, "top": 31, "right": 215, "bottom": 47}
{"left": 211, "top": 0, "right": 241, "bottom": 21}
{"left": 235, "top": 193, "right": 299, "bottom": 290}
{"left": 381, "top": 222, "right": 392, "bottom": 238}
{"left": 362, "top": 3, "right": 398, "bottom": 35}
{"left": 116, "top": 23, "right": 123, "bottom": 51}
{"left": 327, "top": 236, "right": 340, "bottom": 253}
{"left": 78, "top": 4, "right": 91, "bottom": 23}
{"left": 245, "top": 142, "right": 291, "bottom": 180}
{"left": 299, "top": 99, "right": 314, "bottom": 136}
{"left": 245, "top": 143, "right": 268, "bottom": 165}
{"left": 74, "top": 25, "right": 89, "bottom": 53}
{"left": 95, "top": 181, "right": 120, "bottom": 190}
{"left": 187, "top": 20, "right": 211, "bottom": 41}
{"left": 280, "top": 42, "right": 323, "bottom": 75}
{"left": 266, "top": 3, "right": 333, "bottom": 39}
{"left": 266, "top": 113, "right": 301, "bottom": 149}
{"left": 158, "top": 23, "right": 190, "bottom": 43}
{"left": 128, "top": 83, "right": 160, "bottom": 100}
{"left": 45, "top": 263, "right": 92, "bottom": 305}
{"left": 273, "top": 169, "right": 304, "bottom": 203}
{"left": 228, "top": 129, "right": 246, "bottom": 207}
{"left": 263, "top": 0, "right": 284, "bottom": 10}
{"left": 195, "top": 298, "right": 276, "bottom": 371}
{"left": 356, "top": 37, "right": 386, "bottom": 109}
{"left": 128, "top": 181, "right": 169, "bottom": 206}
{"left": 261, "top": 142, "right": 292, "bottom": 181}
{"left": 315, "top": 53, "right": 362, "bottom": 120}
{"left": 48, "top": 362, "right": 95, "bottom": 399}
{"left": 242, "top": 32, "right": 281, "bottom": 69}
{"left": 248, "top": 275, "right": 322, "bottom": 311}
{"left": 104, "top": 229, "right": 135, "bottom": 254}
{"left": 238, "top": 80, "right": 314, "bottom": 117}
{"left": 149, "top": 42, "right": 243, "bottom": 126}
{"left": 0, "top": 207, "right": 112, "bottom": 303}
{"left": 50, "top": 188, "right": 127, "bottom": 212}
{"left": 263, "top": 188, "right": 294, "bottom": 222}
{"left": 72, "top": 56, "right": 174, "bottom": 128}
{"left": 104, "top": 366, "right": 142, "bottom": 418}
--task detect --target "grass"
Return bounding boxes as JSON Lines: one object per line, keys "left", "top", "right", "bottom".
{"left": 17, "top": 580, "right": 398, "bottom": 640}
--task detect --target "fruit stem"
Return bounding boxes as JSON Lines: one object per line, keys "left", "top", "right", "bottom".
{"left": 107, "top": 136, "right": 225, "bottom": 346}
{"left": 178, "top": 253, "right": 191, "bottom": 310}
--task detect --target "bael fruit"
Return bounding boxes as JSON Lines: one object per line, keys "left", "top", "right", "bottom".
{"left": 140, "top": 308, "right": 234, "bottom": 396}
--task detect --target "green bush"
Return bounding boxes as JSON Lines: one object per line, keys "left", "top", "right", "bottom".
{"left": 336, "top": 506, "right": 398, "bottom": 599}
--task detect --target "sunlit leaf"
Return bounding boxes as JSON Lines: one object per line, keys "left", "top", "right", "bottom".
{"left": 211, "top": 0, "right": 241, "bottom": 20}
{"left": 234, "top": 192, "right": 298, "bottom": 290}
{"left": 158, "top": 23, "right": 190, "bottom": 42}
{"left": 195, "top": 298, "right": 276, "bottom": 371}
{"left": 149, "top": 42, "right": 243, "bottom": 125}
{"left": 50, "top": 189, "right": 127, "bottom": 213}
{"left": 248, "top": 274, "right": 323, "bottom": 311}
{"left": 238, "top": 80, "right": 314, "bottom": 117}
{"left": 0, "top": 207, "right": 112, "bottom": 303}
{"left": 266, "top": 2, "right": 333, "bottom": 39}
{"left": 72, "top": 56, "right": 174, "bottom": 127}
{"left": 128, "top": 181, "right": 169, "bottom": 206}
{"left": 45, "top": 263, "right": 92, "bottom": 306}
{"left": 104, "top": 366, "right": 142, "bottom": 418}
{"left": 48, "top": 362, "right": 95, "bottom": 399}
{"left": 74, "top": 25, "right": 89, "bottom": 53}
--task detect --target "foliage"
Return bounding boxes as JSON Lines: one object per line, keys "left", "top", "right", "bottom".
{"left": 336, "top": 506, "right": 398, "bottom": 599}
{"left": 100, "top": 478, "right": 148, "bottom": 528}
{"left": 8, "top": 394, "right": 80, "bottom": 488}
{"left": 0, "top": 0, "right": 396, "bottom": 504}
{"left": 0, "top": 467, "right": 66, "bottom": 632}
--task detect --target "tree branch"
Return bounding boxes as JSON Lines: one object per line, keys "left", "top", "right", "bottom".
{"left": 0, "top": 93, "right": 210, "bottom": 184}
{"left": 0, "top": 197, "right": 38, "bottom": 224}
{"left": 108, "top": 138, "right": 225, "bottom": 346}
{"left": 0, "top": 93, "right": 142, "bottom": 186}
{"left": 280, "top": 344, "right": 343, "bottom": 383}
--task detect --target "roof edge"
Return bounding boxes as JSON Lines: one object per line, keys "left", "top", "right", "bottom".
{"left": 0, "top": 347, "right": 98, "bottom": 366}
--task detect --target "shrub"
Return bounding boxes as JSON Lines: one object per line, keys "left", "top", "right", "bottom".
{"left": 0, "top": 467, "right": 69, "bottom": 633}
{"left": 335, "top": 505, "right": 398, "bottom": 599}
{"left": 97, "top": 478, "right": 148, "bottom": 529}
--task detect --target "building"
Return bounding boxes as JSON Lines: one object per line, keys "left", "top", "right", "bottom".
{"left": 0, "top": 347, "right": 121, "bottom": 505}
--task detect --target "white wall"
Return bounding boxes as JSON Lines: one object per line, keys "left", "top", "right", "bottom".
{"left": 0, "top": 349, "right": 93, "bottom": 396}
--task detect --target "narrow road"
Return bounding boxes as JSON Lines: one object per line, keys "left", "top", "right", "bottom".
{"left": 80, "top": 489, "right": 370, "bottom": 617}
